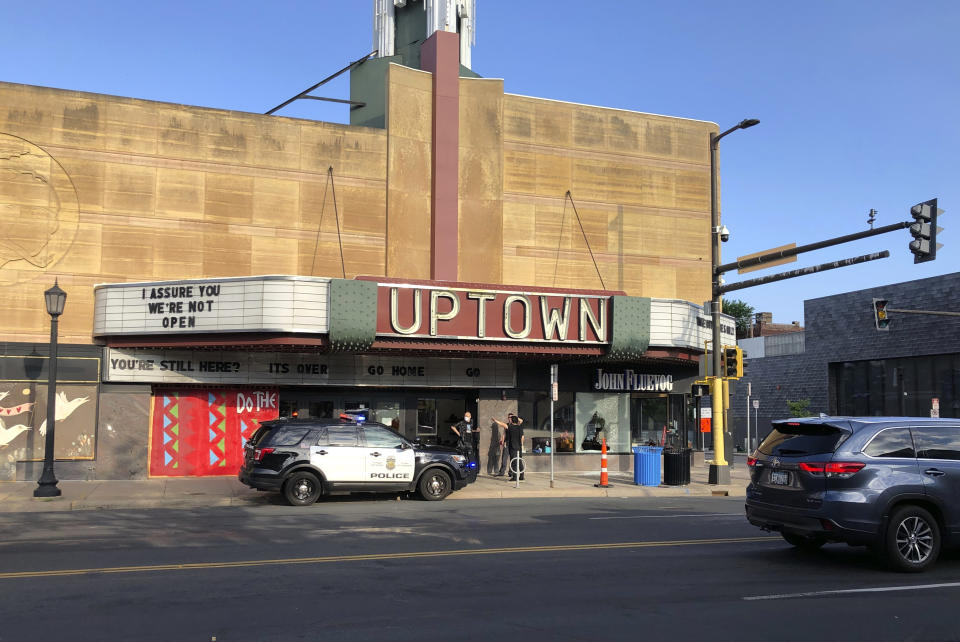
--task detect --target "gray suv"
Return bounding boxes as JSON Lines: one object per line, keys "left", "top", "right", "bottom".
{"left": 745, "top": 416, "right": 960, "bottom": 572}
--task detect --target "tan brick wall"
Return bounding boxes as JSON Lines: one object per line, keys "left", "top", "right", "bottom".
{"left": 0, "top": 77, "right": 714, "bottom": 345}
{"left": 501, "top": 94, "right": 714, "bottom": 303}
{"left": 0, "top": 82, "right": 387, "bottom": 343}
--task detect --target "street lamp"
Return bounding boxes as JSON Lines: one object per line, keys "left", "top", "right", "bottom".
{"left": 34, "top": 280, "right": 66, "bottom": 498}
{"left": 708, "top": 118, "right": 758, "bottom": 485}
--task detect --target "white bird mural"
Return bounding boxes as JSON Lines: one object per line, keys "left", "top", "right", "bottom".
{"left": 0, "top": 389, "right": 31, "bottom": 448}
{"left": 37, "top": 392, "right": 90, "bottom": 437}
{"left": 0, "top": 422, "right": 30, "bottom": 447}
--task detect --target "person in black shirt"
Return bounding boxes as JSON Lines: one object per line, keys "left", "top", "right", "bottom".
{"left": 451, "top": 411, "right": 478, "bottom": 466}
{"left": 504, "top": 413, "right": 524, "bottom": 481}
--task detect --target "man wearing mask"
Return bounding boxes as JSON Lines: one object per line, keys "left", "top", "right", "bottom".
{"left": 451, "top": 411, "right": 478, "bottom": 467}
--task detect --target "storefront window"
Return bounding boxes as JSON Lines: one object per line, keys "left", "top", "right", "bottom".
{"left": 373, "top": 400, "right": 402, "bottom": 434}
{"left": 279, "top": 400, "right": 297, "bottom": 418}
{"left": 344, "top": 400, "right": 371, "bottom": 420}
{"left": 830, "top": 353, "right": 960, "bottom": 418}
{"left": 308, "top": 401, "right": 334, "bottom": 419}
{"left": 517, "top": 392, "right": 575, "bottom": 454}
{"left": 670, "top": 394, "right": 689, "bottom": 450}
{"left": 631, "top": 395, "right": 668, "bottom": 447}
{"left": 575, "top": 393, "right": 630, "bottom": 453}
{"left": 437, "top": 399, "right": 465, "bottom": 447}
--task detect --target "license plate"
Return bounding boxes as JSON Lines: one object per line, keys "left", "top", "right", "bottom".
{"left": 770, "top": 470, "right": 790, "bottom": 485}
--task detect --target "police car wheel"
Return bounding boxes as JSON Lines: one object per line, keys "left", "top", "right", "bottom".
{"left": 283, "top": 472, "right": 322, "bottom": 506}
{"left": 419, "top": 469, "right": 452, "bottom": 501}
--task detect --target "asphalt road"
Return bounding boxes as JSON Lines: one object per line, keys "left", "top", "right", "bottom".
{"left": 1, "top": 496, "right": 959, "bottom": 641}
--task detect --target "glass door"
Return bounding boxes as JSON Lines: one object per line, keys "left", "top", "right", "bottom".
{"left": 372, "top": 400, "right": 403, "bottom": 434}
{"left": 417, "top": 399, "right": 438, "bottom": 444}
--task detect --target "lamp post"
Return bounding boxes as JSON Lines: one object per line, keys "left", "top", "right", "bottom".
{"left": 34, "top": 280, "right": 67, "bottom": 498}
{"left": 708, "top": 118, "right": 758, "bottom": 485}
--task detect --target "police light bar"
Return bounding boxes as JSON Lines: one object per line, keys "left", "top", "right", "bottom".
{"left": 339, "top": 412, "right": 366, "bottom": 423}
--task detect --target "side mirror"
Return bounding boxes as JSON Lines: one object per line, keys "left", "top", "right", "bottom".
{"left": 400, "top": 442, "right": 411, "bottom": 450}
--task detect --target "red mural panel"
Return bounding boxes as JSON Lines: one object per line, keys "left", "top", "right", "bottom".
{"left": 149, "top": 388, "right": 278, "bottom": 477}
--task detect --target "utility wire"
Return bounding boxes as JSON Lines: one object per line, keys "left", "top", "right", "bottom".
{"left": 329, "top": 167, "right": 346, "bottom": 279}
{"left": 561, "top": 191, "right": 607, "bottom": 289}
{"left": 552, "top": 194, "right": 569, "bottom": 287}
{"left": 309, "top": 167, "right": 347, "bottom": 279}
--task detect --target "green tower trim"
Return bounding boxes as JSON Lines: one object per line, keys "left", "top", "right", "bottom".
{"left": 608, "top": 296, "right": 651, "bottom": 360}
{"left": 328, "top": 279, "right": 378, "bottom": 351}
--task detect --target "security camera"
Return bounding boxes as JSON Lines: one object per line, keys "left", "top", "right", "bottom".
{"left": 719, "top": 225, "right": 730, "bottom": 242}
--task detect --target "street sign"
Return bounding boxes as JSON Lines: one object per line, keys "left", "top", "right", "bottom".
{"left": 737, "top": 243, "right": 798, "bottom": 274}
{"left": 550, "top": 364, "right": 558, "bottom": 401}
{"left": 752, "top": 399, "right": 760, "bottom": 409}
{"left": 932, "top": 397, "right": 940, "bottom": 418}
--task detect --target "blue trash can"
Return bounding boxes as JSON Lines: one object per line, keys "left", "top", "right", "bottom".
{"left": 633, "top": 446, "right": 663, "bottom": 486}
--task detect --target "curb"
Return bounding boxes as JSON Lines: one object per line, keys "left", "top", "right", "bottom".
{"left": 0, "top": 486, "right": 745, "bottom": 512}
{"left": 0, "top": 475, "right": 748, "bottom": 512}
{"left": 449, "top": 486, "right": 746, "bottom": 500}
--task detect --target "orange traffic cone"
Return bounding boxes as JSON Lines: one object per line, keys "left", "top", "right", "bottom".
{"left": 595, "top": 437, "right": 611, "bottom": 488}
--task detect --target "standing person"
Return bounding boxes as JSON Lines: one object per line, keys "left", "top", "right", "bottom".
{"left": 505, "top": 412, "right": 524, "bottom": 481}
{"left": 490, "top": 416, "right": 510, "bottom": 476}
{"left": 451, "top": 411, "right": 477, "bottom": 466}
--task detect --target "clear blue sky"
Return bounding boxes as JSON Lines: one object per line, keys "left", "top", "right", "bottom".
{"left": 2, "top": 0, "right": 956, "bottom": 324}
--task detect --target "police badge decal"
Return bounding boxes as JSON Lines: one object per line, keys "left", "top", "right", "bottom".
{"left": 386, "top": 456, "right": 396, "bottom": 470}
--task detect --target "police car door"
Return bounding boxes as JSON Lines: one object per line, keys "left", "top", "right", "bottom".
{"left": 311, "top": 424, "right": 365, "bottom": 482}
{"left": 361, "top": 425, "right": 416, "bottom": 484}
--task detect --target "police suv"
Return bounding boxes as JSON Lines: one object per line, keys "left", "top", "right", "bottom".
{"left": 239, "top": 415, "right": 476, "bottom": 505}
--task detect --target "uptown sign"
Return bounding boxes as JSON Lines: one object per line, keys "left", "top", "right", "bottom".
{"left": 376, "top": 284, "right": 609, "bottom": 343}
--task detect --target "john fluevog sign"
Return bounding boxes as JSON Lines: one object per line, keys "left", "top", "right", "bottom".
{"left": 593, "top": 369, "right": 674, "bottom": 392}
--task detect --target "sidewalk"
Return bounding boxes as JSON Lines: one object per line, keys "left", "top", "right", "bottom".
{"left": 0, "top": 463, "right": 749, "bottom": 513}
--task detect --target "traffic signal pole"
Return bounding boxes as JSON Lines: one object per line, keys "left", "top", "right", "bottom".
{"left": 715, "top": 221, "right": 908, "bottom": 275}
{"left": 708, "top": 119, "right": 940, "bottom": 484}
{"left": 886, "top": 309, "right": 960, "bottom": 317}
{"left": 709, "top": 125, "right": 731, "bottom": 484}
{"left": 717, "top": 251, "right": 890, "bottom": 295}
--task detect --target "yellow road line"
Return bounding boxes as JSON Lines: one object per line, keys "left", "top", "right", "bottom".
{"left": 0, "top": 536, "right": 777, "bottom": 580}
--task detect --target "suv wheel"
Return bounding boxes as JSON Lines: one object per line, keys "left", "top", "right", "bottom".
{"left": 418, "top": 469, "right": 452, "bottom": 501}
{"left": 781, "top": 532, "right": 826, "bottom": 550}
{"left": 885, "top": 505, "right": 940, "bottom": 573}
{"left": 284, "top": 471, "right": 322, "bottom": 506}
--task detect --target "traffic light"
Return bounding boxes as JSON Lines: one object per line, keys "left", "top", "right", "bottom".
{"left": 909, "top": 198, "right": 944, "bottom": 263}
{"left": 723, "top": 347, "right": 742, "bottom": 378}
{"left": 873, "top": 298, "right": 890, "bottom": 331}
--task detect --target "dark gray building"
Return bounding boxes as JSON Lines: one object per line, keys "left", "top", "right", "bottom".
{"left": 731, "top": 272, "right": 960, "bottom": 450}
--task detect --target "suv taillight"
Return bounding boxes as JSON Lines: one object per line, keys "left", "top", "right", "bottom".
{"left": 798, "top": 462, "right": 825, "bottom": 475}
{"left": 825, "top": 461, "right": 865, "bottom": 478}
{"left": 747, "top": 456, "right": 758, "bottom": 467}
{"left": 798, "top": 461, "right": 864, "bottom": 478}
{"left": 253, "top": 447, "right": 275, "bottom": 462}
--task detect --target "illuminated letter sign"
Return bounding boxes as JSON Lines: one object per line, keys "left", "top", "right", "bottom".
{"left": 375, "top": 283, "right": 610, "bottom": 344}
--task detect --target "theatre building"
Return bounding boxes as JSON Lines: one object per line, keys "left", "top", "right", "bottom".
{"left": 0, "top": 1, "right": 733, "bottom": 481}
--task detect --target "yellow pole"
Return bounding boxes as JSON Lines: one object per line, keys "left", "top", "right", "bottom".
{"left": 723, "top": 377, "right": 731, "bottom": 453}
{"left": 711, "top": 376, "right": 727, "bottom": 466}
